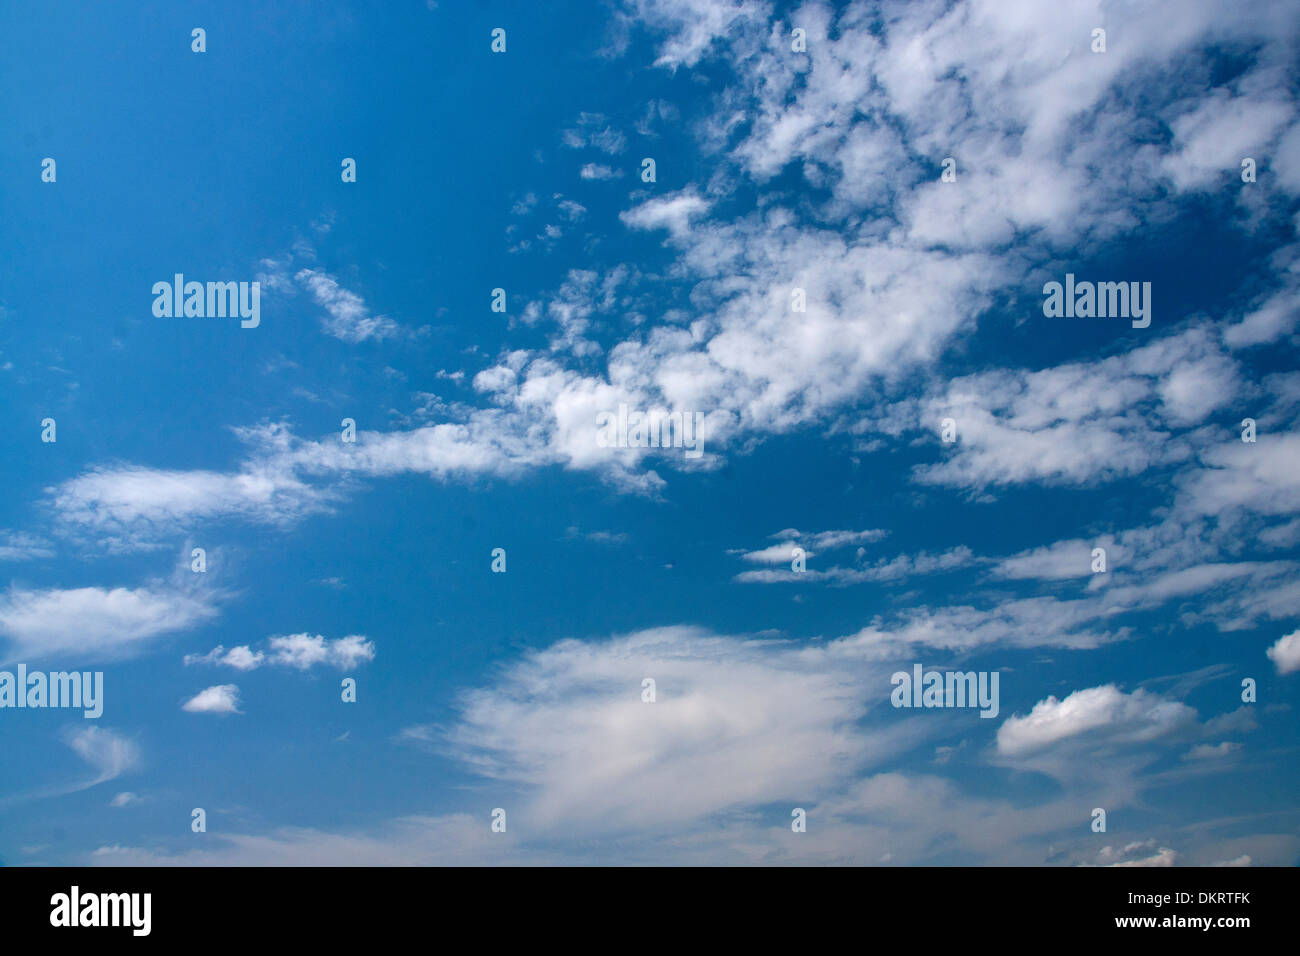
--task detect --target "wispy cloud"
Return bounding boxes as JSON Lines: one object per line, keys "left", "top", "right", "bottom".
{"left": 0, "top": 585, "right": 219, "bottom": 663}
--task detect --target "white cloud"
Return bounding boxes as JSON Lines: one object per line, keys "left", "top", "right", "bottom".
{"left": 295, "top": 268, "right": 400, "bottom": 343}
{"left": 993, "top": 539, "right": 1101, "bottom": 581}
{"left": 1105, "top": 847, "right": 1178, "bottom": 868}
{"left": 1183, "top": 742, "right": 1241, "bottom": 760}
{"left": 50, "top": 422, "right": 336, "bottom": 550}
{"left": 65, "top": 727, "right": 140, "bottom": 787}
{"left": 738, "top": 528, "right": 889, "bottom": 564}
{"left": 185, "top": 635, "right": 374, "bottom": 671}
{"left": 0, "top": 531, "right": 53, "bottom": 562}
{"left": 867, "top": 324, "right": 1240, "bottom": 491}
{"left": 0, "top": 585, "right": 218, "bottom": 663}
{"left": 622, "top": 0, "right": 767, "bottom": 69}
{"left": 735, "top": 547, "right": 976, "bottom": 585}
{"left": 1161, "top": 90, "right": 1294, "bottom": 192}
{"left": 1177, "top": 433, "right": 1300, "bottom": 519}
{"left": 1224, "top": 287, "right": 1299, "bottom": 349}
{"left": 41, "top": 0, "right": 1300, "bottom": 531}
{"left": 579, "top": 163, "right": 620, "bottom": 180}
{"left": 184, "top": 645, "right": 266, "bottom": 671}
{"left": 737, "top": 541, "right": 806, "bottom": 565}
{"left": 269, "top": 634, "right": 375, "bottom": 670}
{"left": 181, "top": 684, "right": 242, "bottom": 715}
{"left": 997, "top": 685, "right": 1196, "bottom": 757}
{"left": 446, "top": 625, "right": 917, "bottom": 832}
{"left": 619, "top": 190, "right": 710, "bottom": 236}
{"left": 89, "top": 814, "right": 528, "bottom": 866}
{"left": 561, "top": 112, "right": 627, "bottom": 154}
{"left": 840, "top": 597, "right": 1124, "bottom": 654}
{"left": 1266, "top": 629, "right": 1300, "bottom": 675}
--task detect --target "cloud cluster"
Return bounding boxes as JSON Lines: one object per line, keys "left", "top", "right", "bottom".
{"left": 184, "top": 634, "right": 375, "bottom": 671}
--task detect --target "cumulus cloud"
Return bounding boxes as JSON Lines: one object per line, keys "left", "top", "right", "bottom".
{"left": 997, "top": 685, "right": 1196, "bottom": 757}
{"left": 2, "top": 0, "right": 1298, "bottom": 870}
{"left": 181, "top": 684, "right": 242, "bottom": 715}
{"left": 1177, "top": 433, "right": 1300, "bottom": 519}
{"left": 1266, "top": 630, "right": 1300, "bottom": 674}
{"left": 39, "top": 0, "right": 1300, "bottom": 542}
{"left": 858, "top": 324, "right": 1239, "bottom": 492}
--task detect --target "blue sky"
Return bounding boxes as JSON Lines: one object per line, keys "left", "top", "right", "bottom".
{"left": 1, "top": 0, "right": 1298, "bottom": 865}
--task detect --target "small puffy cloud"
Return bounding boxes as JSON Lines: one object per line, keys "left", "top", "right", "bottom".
{"left": 580, "top": 163, "right": 620, "bottom": 180}
{"left": 1266, "top": 630, "right": 1300, "bottom": 674}
{"left": 620, "top": 191, "right": 710, "bottom": 236}
{"left": 557, "top": 199, "right": 587, "bottom": 221}
{"left": 182, "top": 684, "right": 242, "bottom": 715}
